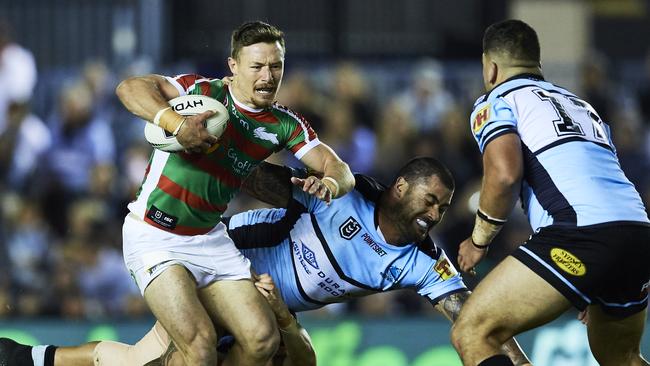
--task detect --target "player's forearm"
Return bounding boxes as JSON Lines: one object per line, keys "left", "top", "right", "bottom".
{"left": 472, "top": 134, "right": 523, "bottom": 246}
{"left": 278, "top": 320, "right": 316, "bottom": 366}
{"left": 478, "top": 162, "right": 520, "bottom": 221}
{"left": 321, "top": 159, "right": 355, "bottom": 199}
{"left": 116, "top": 75, "right": 173, "bottom": 122}
{"left": 242, "top": 162, "right": 293, "bottom": 207}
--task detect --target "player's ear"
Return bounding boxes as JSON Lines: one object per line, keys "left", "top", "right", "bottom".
{"left": 394, "top": 177, "right": 409, "bottom": 199}
{"left": 482, "top": 53, "right": 498, "bottom": 88}
{"left": 227, "top": 57, "right": 238, "bottom": 76}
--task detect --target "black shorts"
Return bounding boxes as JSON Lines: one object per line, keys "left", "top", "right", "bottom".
{"left": 512, "top": 222, "right": 650, "bottom": 318}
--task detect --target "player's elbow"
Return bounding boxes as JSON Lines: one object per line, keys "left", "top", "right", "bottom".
{"left": 115, "top": 77, "right": 137, "bottom": 102}
{"left": 487, "top": 160, "right": 522, "bottom": 191}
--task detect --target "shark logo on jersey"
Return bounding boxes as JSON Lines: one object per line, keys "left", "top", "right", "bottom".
{"left": 473, "top": 104, "right": 491, "bottom": 134}
{"left": 302, "top": 243, "right": 319, "bottom": 270}
{"left": 382, "top": 266, "right": 403, "bottom": 283}
{"left": 339, "top": 216, "right": 361, "bottom": 240}
{"left": 253, "top": 127, "right": 279, "bottom": 145}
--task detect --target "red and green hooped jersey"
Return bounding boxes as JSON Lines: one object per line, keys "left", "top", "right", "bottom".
{"left": 128, "top": 74, "right": 320, "bottom": 235}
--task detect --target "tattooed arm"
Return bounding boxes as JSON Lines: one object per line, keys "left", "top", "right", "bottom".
{"left": 434, "top": 291, "right": 532, "bottom": 366}
{"left": 241, "top": 162, "right": 294, "bottom": 208}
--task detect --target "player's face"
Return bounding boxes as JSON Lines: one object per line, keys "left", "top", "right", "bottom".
{"left": 228, "top": 41, "right": 285, "bottom": 109}
{"left": 395, "top": 175, "right": 453, "bottom": 242}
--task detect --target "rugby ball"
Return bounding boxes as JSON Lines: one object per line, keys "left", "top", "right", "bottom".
{"left": 144, "top": 94, "right": 229, "bottom": 152}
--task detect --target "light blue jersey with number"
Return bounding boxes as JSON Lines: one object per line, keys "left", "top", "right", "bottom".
{"left": 225, "top": 174, "right": 466, "bottom": 312}
{"left": 470, "top": 74, "right": 649, "bottom": 231}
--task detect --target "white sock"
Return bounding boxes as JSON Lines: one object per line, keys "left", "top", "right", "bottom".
{"left": 31, "top": 345, "right": 48, "bottom": 366}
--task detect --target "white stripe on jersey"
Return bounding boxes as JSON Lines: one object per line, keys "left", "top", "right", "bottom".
{"left": 273, "top": 104, "right": 314, "bottom": 143}
{"left": 165, "top": 76, "right": 187, "bottom": 96}
{"left": 127, "top": 150, "right": 170, "bottom": 218}
{"left": 186, "top": 78, "right": 217, "bottom": 94}
{"left": 294, "top": 138, "right": 321, "bottom": 160}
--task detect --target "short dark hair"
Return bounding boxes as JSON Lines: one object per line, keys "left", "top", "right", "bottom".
{"left": 392, "top": 157, "right": 455, "bottom": 191}
{"left": 483, "top": 19, "right": 540, "bottom": 64}
{"left": 231, "top": 21, "right": 285, "bottom": 60}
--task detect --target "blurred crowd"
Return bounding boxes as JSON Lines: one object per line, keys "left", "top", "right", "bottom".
{"left": 1, "top": 26, "right": 649, "bottom": 321}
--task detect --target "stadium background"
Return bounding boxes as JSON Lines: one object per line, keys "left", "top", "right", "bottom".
{"left": 0, "top": 0, "right": 649, "bottom": 364}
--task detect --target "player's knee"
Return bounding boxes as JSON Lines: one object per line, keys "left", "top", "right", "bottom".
{"left": 451, "top": 314, "right": 492, "bottom": 353}
{"left": 177, "top": 326, "right": 218, "bottom": 364}
{"left": 238, "top": 322, "right": 280, "bottom": 360}
{"left": 450, "top": 320, "right": 470, "bottom": 353}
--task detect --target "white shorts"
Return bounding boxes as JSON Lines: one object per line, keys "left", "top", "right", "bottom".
{"left": 123, "top": 213, "right": 252, "bottom": 295}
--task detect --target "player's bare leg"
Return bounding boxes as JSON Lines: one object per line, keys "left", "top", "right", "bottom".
{"left": 94, "top": 322, "right": 175, "bottom": 366}
{"left": 586, "top": 305, "right": 649, "bottom": 366}
{"left": 50, "top": 342, "right": 97, "bottom": 366}
{"left": 144, "top": 265, "right": 217, "bottom": 366}
{"left": 451, "top": 257, "right": 571, "bottom": 365}
{"left": 198, "top": 279, "right": 280, "bottom": 366}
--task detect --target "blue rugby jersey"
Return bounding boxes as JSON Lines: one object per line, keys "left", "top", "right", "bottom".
{"left": 470, "top": 74, "right": 649, "bottom": 231}
{"left": 225, "top": 174, "right": 466, "bottom": 312}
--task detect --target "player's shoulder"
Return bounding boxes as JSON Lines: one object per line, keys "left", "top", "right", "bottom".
{"left": 352, "top": 173, "right": 387, "bottom": 204}
{"left": 415, "top": 236, "right": 441, "bottom": 260}
{"left": 271, "top": 102, "right": 309, "bottom": 125}
{"left": 168, "top": 73, "right": 225, "bottom": 95}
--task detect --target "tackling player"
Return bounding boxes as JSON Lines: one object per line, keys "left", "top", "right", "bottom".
{"left": 451, "top": 19, "right": 650, "bottom": 366}
{"left": 0, "top": 157, "right": 531, "bottom": 366}
{"left": 115, "top": 20, "right": 354, "bottom": 366}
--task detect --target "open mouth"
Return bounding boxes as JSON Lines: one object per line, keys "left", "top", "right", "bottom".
{"left": 255, "top": 86, "right": 276, "bottom": 96}
{"left": 415, "top": 218, "right": 431, "bottom": 230}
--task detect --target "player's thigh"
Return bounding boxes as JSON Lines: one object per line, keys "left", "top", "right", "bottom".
{"left": 587, "top": 305, "right": 647, "bottom": 364}
{"left": 144, "top": 265, "right": 214, "bottom": 346}
{"left": 198, "top": 278, "right": 277, "bottom": 345}
{"left": 458, "top": 256, "right": 572, "bottom": 341}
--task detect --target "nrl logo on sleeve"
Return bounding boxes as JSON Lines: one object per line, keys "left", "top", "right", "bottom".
{"left": 339, "top": 216, "right": 361, "bottom": 240}
{"left": 472, "top": 104, "right": 491, "bottom": 134}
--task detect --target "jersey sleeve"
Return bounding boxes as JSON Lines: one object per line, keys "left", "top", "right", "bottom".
{"left": 401, "top": 240, "right": 467, "bottom": 304}
{"left": 470, "top": 97, "right": 518, "bottom": 153}
{"left": 164, "top": 74, "right": 226, "bottom": 100}
{"left": 273, "top": 104, "right": 320, "bottom": 159}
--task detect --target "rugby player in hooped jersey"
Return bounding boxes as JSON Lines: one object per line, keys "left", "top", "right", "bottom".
{"left": 451, "top": 20, "right": 650, "bottom": 366}
{"left": 114, "top": 21, "right": 354, "bottom": 366}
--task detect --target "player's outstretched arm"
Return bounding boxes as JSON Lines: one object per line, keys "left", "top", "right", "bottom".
{"left": 297, "top": 143, "right": 355, "bottom": 203}
{"left": 434, "top": 291, "right": 532, "bottom": 366}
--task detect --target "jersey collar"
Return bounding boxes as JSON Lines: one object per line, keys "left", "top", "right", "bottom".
{"left": 482, "top": 73, "right": 545, "bottom": 103}
{"left": 228, "top": 87, "right": 265, "bottom": 113}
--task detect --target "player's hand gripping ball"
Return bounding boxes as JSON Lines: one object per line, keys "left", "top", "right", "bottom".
{"left": 145, "top": 95, "right": 228, "bottom": 152}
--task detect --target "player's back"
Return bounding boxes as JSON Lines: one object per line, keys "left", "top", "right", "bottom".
{"left": 471, "top": 75, "right": 649, "bottom": 231}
